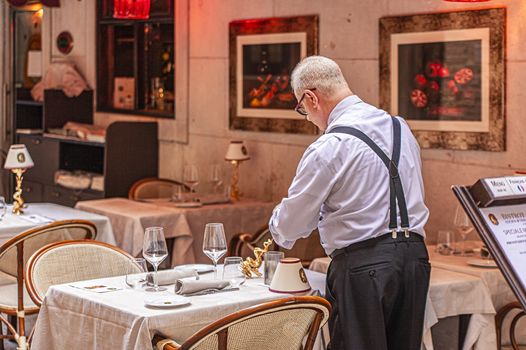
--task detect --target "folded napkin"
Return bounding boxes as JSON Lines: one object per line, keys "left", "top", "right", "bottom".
{"left": 149, "top": 269, "right": 198, "bottom": 286}
{"left": 175, "top": 279, "right": 230, "bottom": 295}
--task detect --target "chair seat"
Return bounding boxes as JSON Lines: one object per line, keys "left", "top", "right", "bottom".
{"left": 0, "top": 270, "right": 16, "bottom": 287}
{"left": 0, "top": 282, "right": 39, "bottom": 313}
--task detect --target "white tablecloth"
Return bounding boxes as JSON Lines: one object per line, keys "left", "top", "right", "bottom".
{"left": 76, "top": 198, "right": 275, "bottom": 266}
{"left": 428, "top": 245, "right": 525, "bottom": 346}
{"left": 0, "top": 203, "right": 115, "bottom": 245}
{"left": 309, "top": 257, "right": 496, "bottom": 350}
{"left": 30, "top": 268, "right": 327, "bottom": 350}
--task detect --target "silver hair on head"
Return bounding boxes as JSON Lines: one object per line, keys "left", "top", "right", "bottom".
{"left": 291, "top": 56, "right": 349, "bottom": 98}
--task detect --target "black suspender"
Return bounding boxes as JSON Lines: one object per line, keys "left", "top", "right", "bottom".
{"left": 328, "top": 117, "right": 411, "bottom": 238}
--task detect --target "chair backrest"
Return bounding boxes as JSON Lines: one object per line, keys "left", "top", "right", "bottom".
{"left": 162, "top": 296, "right": 330, "bottom": 350}
{"left": 25, "top": 240, "right": 138, "bottom": 306}
{"left": 128, "top": 177, "right": 189, "bottom": 200}
{"left": 229, "top": 225, "right": 327, "bottom": 267}
{"left": 0, "top": 220, "right": 97, "bottom": 278}
{"left": 0, "top": 149, "right": 8, "bottom": 198}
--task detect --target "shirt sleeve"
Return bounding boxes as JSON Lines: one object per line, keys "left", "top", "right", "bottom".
{"left": 269, "top": 144, "right": 336, "bottom": 249}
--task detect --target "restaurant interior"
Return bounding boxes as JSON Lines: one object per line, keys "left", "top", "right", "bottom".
{"left": 0, "top": 0, "right": 525, "bottom": 349}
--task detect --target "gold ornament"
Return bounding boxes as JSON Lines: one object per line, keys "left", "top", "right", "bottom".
{"left": 240, "top": 239, "right": 273, "bottom": 278}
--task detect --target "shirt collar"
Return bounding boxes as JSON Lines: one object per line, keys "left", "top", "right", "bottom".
{"left": 325, "top": 95, "right": 363, "bottom": 133}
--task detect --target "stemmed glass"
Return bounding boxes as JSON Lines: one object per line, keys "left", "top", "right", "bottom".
{"left": 203, "top": 223, "right": 227, "bottom": 279}
{"left": 454, "top": 205, "right": 474, "bottom": 256}
{"left": 184, "top": 164, "right": 199, "bottom": 194}
{"left": 0, "top": 196, "right": 6, "bottom": 221}
{"left": 142, "top": 227, "right": 168, "bottom": 292}
{"left": 209, "top": 164, "right": 223, "bottom": 194}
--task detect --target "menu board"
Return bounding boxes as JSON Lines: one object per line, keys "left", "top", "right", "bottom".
{"left": 479, "top": 205, "right": 526, "bottom": 293}
{"left": 453, "top": 185, "right": 526, "bottom": 310}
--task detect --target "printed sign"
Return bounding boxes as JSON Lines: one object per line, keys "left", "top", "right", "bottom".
{"left": 479, "top": 204, "right": 526, "bottom": 293}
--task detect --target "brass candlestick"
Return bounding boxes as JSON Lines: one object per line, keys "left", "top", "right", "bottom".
{"left": 11, "top": 168, "right": 26, "bottom": 215}
{"left": 240, "top": 238, "right": 273, "bottom": 278}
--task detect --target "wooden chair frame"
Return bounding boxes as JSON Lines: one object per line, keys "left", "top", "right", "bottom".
{"left": 495, "top": 301, "right": 526, "bottom": 350}
{"left": 153, "top": 296, "right": 331, "bottom": 350}
{"left": 128, "top": 177, "right": 190, "bottom": 200}
{"left": 25, "top": 239, "right": 135, "bottom": 307}
{"left": 0, "top": 220, "right": 96, "bottom": 349}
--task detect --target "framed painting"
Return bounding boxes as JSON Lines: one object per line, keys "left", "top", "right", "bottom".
{"left": 229, "top": 15, "right": 319, "bottom": 134}
{"left": 379, "top": 8, "right": 506, "bottom": 151}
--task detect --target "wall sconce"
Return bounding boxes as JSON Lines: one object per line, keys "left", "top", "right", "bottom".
{"left": 224, "top": 141, "right": 250, "bottom": 202}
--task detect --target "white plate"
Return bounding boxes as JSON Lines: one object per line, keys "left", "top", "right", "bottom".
{"left": 174, "top": 202, "right": 203, "bottom": 208}
{"left": 467, "top": 259, "right": 498, "bottom": 268}
{"left": 174, "top": 264, "right": 214, "bottom": 274}
{"left": 144, "top": 295, "right": 191, "bottom": 308}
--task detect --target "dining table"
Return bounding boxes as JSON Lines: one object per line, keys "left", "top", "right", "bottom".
{"left": 0, "top": 202, "right": 116, "bottom": 245}
{"left": 30, "top": 266, "right": 327, "bottom": 350}
{"left": 75, "top": 197, "right": 276, "bottom": 266}
{"left": 309, "top": 257, "right": 496, "bottom": 350}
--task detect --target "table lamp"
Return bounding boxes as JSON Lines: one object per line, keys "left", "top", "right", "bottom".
{"left": 224, "top": 141, "right": 250, "bottom": 201}
{"left": 4, "top": 144, "right": 34, "bottom": 215}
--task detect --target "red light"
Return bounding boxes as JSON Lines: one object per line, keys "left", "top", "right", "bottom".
{"left": 114, "top": 0, "right": 150, "bottom": 20}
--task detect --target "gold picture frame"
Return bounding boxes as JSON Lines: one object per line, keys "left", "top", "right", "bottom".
{"left": 229, "top": 15, "right": 319, "bottom": 134}
{"left": 379, "top": 8, "right": 506, "bottom": 151}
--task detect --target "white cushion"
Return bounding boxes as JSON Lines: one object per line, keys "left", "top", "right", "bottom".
{"left": 0, "top": 283, "right": 39, "bottom": 313}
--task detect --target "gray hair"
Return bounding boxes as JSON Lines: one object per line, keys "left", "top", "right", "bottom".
{"left": 290, "top": 56, "right": 349, "bottom": 98}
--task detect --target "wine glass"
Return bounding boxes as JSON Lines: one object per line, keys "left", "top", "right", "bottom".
{"left": 222, "top": 256, "right": 245, "bottom": 288}
{"left": 209, "top": 164, "right": 223, "bottom": 194}
{"left": 0, "top": 196, "right": 6, "bottom": 222}
{"left": 184, "top": 164, "right": 199, "bottom": 194}
{"left": 142, "top": 227, "right": 168, "bottom": 292}
{"left": 125, "top": 258, "right": 148, "bottom": 289}
{"left": 454, "top": 205, "right": 474, "bottom": 256}
{"left": 203, "top": 223, "right": 227, "bottom": 279}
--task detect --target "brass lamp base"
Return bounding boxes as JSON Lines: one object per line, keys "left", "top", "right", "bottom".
{"left": 11, "top": 168, "right": 26, "bottom": 215}
{"left": 240, "top": 239, "right": 273, "bottom": 278}
{"left": 229, "top": 160, "right": 241, "bottom": 202}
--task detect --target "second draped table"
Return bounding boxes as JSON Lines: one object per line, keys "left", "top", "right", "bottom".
{"left": 75, "top": 198, "right": 275, "bottom": 266}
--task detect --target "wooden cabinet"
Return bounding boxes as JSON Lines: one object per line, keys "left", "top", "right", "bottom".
{"left": 96, "top": 0, "right": 175, "bottom": 118}
{"left": 17, "top": 122, "right": 158, "bottom": 207}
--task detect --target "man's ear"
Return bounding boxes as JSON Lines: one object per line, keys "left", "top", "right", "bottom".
{"left": 308, "top": 91, "right": 319, "bottom": 110}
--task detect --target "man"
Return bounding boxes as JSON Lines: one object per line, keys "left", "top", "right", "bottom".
{"left": 269, "top": 56, "right": 430, "bottom": 350}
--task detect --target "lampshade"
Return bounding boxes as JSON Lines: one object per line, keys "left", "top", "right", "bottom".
{"left": 27, "top": 50, "right": 42, "bottom": 77}
{"left": 225, "top": 141, "right": 250, "bottom": 161}
{"left": 4, "top": 144, "right": 34, "bottom": 169}
{"left": 114, "top": 0, "right": 150, "bottom": 19}
{"left": 269, "top": 258, "right": 311, "bottom": 294}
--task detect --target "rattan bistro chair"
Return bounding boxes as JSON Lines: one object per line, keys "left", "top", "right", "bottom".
{"left": 153, "top": 296, "right": 331, "bottom": 350}
{"left": 128, "top": 178, "right": 190, "bottom": 201}
{"left": 496, "top": 301, "right": 526, "bottom": 350}
{"left": 25, "top": 240, "right": 139, "bottom": 307}
{"left": 0, "top": 220, "right": 97, "bottom": 350}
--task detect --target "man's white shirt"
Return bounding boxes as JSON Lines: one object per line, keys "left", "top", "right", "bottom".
{"left": 269, "top": 95, "right": 429, "bottom": 255}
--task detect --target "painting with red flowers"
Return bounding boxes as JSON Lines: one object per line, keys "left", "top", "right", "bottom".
{"left": 380, "top": 9, "right": 505, "bottom": 151}
{"left": 229, "top": 15, "right": 319, "bottom": 135}
{"left": 398, "top": 40, "right": 482, "bottom": 123}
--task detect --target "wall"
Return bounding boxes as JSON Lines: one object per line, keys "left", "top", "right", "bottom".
{"left": 44, "top": 0, "right": 526, "bottom": 242}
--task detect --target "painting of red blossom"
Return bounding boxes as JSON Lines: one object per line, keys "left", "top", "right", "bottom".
{"left": 379, "top": 8, "right": 505, "bottom": 151}
{"left": 398, "top": 40, "right": 482, "bottom": 122}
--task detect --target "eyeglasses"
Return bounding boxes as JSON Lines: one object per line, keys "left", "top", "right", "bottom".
{"left": 294, "top": 88, "right": 316, "bottom": 117}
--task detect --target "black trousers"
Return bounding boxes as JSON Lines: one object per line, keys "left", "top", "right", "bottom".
{"left": 326, "top": 233, "right": 431, "bottom": 350}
